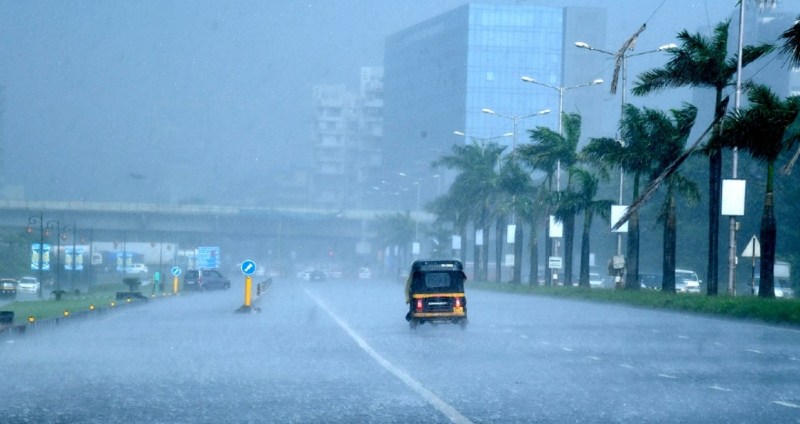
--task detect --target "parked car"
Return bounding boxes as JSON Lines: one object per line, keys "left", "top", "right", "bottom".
{"left": 16, "top": 277, "right": 40, "bottom": 294}
{"left": 127, "top": 263, "right": 149, "bottom": 276}
{"left": 308, "top": 270, "right": 326, "bottom": 281}
{"left": 0, "top": 278, "right": 17, "bottom": 298}
{"left": 183, "top": 269, "right": 231, "bottom": 291}
{"left": 639, "top": 273, "right": 662, "bottom": 290}
{"left": 675, "top": 269, "right": 701, "bottom": 293}
{"left": 358, "top": 267, "right": 371, "bottom": 279}
{"left": 588, "top": 272, "right": 605, "bottom": 288}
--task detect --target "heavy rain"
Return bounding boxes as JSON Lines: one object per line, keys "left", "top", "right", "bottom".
{"left": 2, "top": 1, "right": 800, "bottom": 422}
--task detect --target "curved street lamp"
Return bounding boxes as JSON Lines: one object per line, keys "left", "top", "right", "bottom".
{"left": 520, "top": 76, "right": 603, "bottom": 192}
{"left": 481, "top": 108, "right": 551, "bottom": 151}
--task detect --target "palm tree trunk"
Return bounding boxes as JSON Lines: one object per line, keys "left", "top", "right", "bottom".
{"left": 563, "top": 212, "right": 575, "bottom": 286}
{"left": 513, "top": 223, "right": 523, "bottom": 284}
{"left": 662, "top": 186, "right": 677, "bottom": 293}
{"left": 529, "top": 218, "right": 539, "bottom": 285}
{"left": 579, "top": 211, "right": 591, "bottom": 287}
{"left": 544, "top": 217, "right": 553, "bottom": 286}
{"left": 495, "top": 217, "right": 504, "bottom": 283}
{"left": 707, "top": 90, "right": 725, "bottom": 296}
{"left": 759, "top": 162, "right": 776, "bottom": 298}
{"left": 482, "top": 222, "right": 490, "bottom": 282}
{"left": 625, "top": 173, "right": 641, "bottom": 290}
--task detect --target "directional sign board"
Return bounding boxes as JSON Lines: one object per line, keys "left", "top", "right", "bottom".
{"left": 171, "top": 266, "right": 182, "bottom": 277}
{"left": 197, "top": 246, "right": 220, "bottom": 269}
{"left": 548, "top": 256, "right": 563, "bottom": 270}
{"left": 241, "top": 260, "right": 256, "bottom": 276}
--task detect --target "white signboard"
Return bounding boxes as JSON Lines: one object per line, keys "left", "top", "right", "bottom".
{"left": 549, "top": 216, "right": 563, "bottom": 238}
{"left": 412, "top": 242, "right": 420, "bottom": 255}
{"left": 721, "top": 179, "right": 746, "bottom": 216}
{"left": 741, "top": 235, "right": 760, "bottom": 258}
{"left": 549, "top": 256, "right": 563, "bottom": 270}
{"left": 504, "top": 254, "right": 515, "bottom": 267}
{"left": 452, "top": 235, "right": 461, "bottom": 250}
{"left": 611, "top": 205, "right": 629, "bottom": 233}
{"left": 506, "top": 225, "right": 516, "bottom": 244}
{"left": 475, "top": 229, "right": 484, "bottom": 246}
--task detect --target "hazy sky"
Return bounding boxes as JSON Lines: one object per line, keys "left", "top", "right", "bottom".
{"left": 0, "top": 0, "right": 793, "bottom": 204}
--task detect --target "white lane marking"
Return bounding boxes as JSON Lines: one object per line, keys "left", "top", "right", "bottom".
{"left": 677, "top": 335, "right": 689, "bottom": 339}
{"left": 587, "top": 356, "right": 601, "bottom": 361}
{"left": 772, "top": 401, "right": 800, "bottom": 409}
{"left": 709, "top": 385, "right": 731, "bottom": 392}
{"left": 747, "top": 349, "right": 763, "bottom": 354}
{"left": 561, "top": 347, "right": 573, "bottom": 352}
{"left": 304, "top": 289, "right": 473, "bottom": 424}
{"left": 519, "top": 334, "right": 529, "bottom": 339}
{"left": 658, "top": 374, "right": 677, "bottom": 379}
{"left": 619, "top": 363, "right": 634, "bottom": 370}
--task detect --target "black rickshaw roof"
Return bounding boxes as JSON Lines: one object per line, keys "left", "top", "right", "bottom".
{"left": 410, "top": 260, "right": 464, "bottom": 273}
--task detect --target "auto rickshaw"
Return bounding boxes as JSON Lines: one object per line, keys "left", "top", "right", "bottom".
{"left": 405, "top": 259, "right": 467, "bottom": 330}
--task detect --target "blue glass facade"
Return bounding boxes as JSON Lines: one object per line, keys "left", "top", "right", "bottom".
{"left": 383, "top": 3, "right": 605, "bottom": 205}
{"left": 465, "top": 4, "right": 563, "bottom": 142}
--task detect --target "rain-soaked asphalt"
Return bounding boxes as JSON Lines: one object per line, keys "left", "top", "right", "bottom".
{"left": 2, "top": 276, "right": 800, "bottom": 423}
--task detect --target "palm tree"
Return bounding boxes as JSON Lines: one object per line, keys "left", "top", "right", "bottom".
{"left": 434, "top": 140, "right": 506, "bottom": 282}
{"left": 714, "top": 84, "right": 800, "bottom": 297}
{"left": 517, "top": 112, "right": 582, "bottom": 285}
{"left": 566, "top": 167, "right": 613, "bottom": 287}
{"left": 372, "top": 212, "right": 415, "bottom": 278}
{"left": 644, "top": 105, "right": 700, "bottom": 292}
{"left": 583, "top": 104, "right": 659, "bottom": 290}
{"left": 631, "top": 19, "right": 773, "bottom": 296}
{"left": 499, "top": 154, "right": 534, "bottom": 284}
{"left": 777, "top": 12, "right": 800, "bottom": 66}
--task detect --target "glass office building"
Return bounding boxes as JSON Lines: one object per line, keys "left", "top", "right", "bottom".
{"left": 383, "top": 3, "right": 606, "bottom": 204}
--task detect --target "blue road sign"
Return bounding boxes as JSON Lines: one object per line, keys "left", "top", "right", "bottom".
{"left": 241, "top": 260, "right": 256, "bottom": 276}
{"left": 171, "top": 266, "right": 182, "bottom": 277}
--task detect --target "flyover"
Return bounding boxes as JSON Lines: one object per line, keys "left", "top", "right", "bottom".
{"left": 0, "top": 199, "right": 434, "bottom": 268}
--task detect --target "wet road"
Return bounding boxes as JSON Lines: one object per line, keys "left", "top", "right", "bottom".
{"left": 2, "top": 277, "right": 800, "bottom": 423}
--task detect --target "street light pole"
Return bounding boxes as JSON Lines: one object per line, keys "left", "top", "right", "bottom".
{"left": 574, "top": 40, "right": 675, "bottom": 284}
{"left": 520, "top": 76, "right": 603, "bottom": 285}
{"left": 46, "top": 220, "right": 61, "bottom": 294}
{"left": 520, "top": 77, "right": 603, "bottom": 191}
{"left": 62, "top": 223, "right": 77, "bottom": 292}
{"left": 26, "top": 212, "right": 46, "bottom": 298}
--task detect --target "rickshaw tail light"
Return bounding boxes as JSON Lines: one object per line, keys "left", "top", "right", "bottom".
{"left": 415, "top": 299, "right": 424, "bottom": 312}
{"left": 454, "top": 297, "right": 462, "bottom": 308}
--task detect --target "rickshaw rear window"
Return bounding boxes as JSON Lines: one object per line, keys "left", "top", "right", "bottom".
{"left": 425, "top": 272, "right": 451, "bottom": 288}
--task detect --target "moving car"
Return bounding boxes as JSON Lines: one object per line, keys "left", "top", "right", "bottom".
{"left": 183, "top": 269, "right": 231, "bottom": 291}
{"left": 127, "top": 263, "right": 149, "bottom": 276}
{"left": 405, "top": 259, "right": 468, "bottom": 329}
{"left": 0, "top": 278, "right": 17, "bottom": 298}
{"left": 308, "top": 270, "right": 326, "bottom": 281}
{"left": 358, "top": 267, "right": 371, "bottom": 279}
{"left": 16, "top": 277, "right": 40, "bottom": 294}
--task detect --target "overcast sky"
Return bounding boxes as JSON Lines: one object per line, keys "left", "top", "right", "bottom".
{"left": 0, "top": 0, "right": 793, "bottom": 204}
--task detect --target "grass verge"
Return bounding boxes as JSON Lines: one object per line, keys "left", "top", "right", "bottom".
{"left": 469, "top": 281, "right": 800, "bottom": 327}
{"left": 1, "top": 283, "right": 165, "bottom": 324}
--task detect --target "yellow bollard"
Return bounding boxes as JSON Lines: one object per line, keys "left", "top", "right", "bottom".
{"left": 244, "top": 275, "right": 252, "bottom": 308}
{"left": 173, "top": 275, "right": 179, "bottom": 294}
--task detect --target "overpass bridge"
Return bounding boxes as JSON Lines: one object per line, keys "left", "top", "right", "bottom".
{"left": 0, "top": 200, "right": 434, "bottom": 271}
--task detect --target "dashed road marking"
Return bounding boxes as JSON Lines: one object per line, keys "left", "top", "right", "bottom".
{"left": 561, "top": 347, "right": 573, "bottom": 352}
{"left": 709, "top": 384, "right": 731, "bottom": 392}
{"left": 772, "top": 401, "right": 800, "bottom": 409}
{"left": 747, "top": 349, "right": 763, "bottom": 354}
{"left": 587, "top": 356, "right": 601, "bottom": 361}
{"left": 658, "top": 374, "right": 678, "bottom": 379}
{"left": 304, "top": 289, "right": 473, "bottom": 424}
